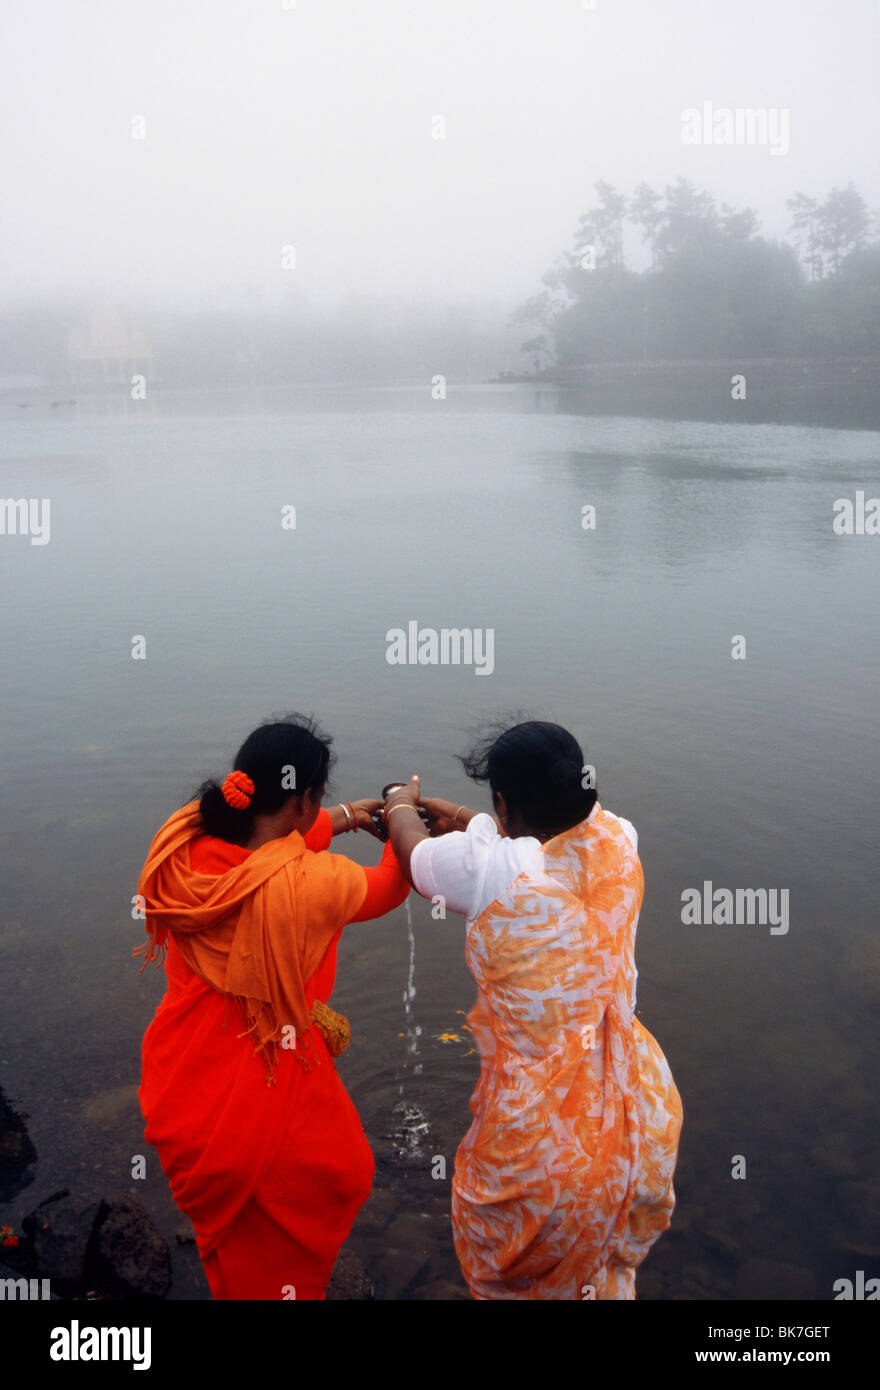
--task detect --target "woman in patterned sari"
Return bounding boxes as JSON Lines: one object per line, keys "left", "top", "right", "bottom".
{"left": 382, "top": 720, "right": 682, "bottom": 1300}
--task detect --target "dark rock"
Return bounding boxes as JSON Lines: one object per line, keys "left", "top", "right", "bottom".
{"left": 0, "top": 1240, "right": 36, "bottom": 1278}
{"left": 22, "top": 1192, "right": 101, "bottom": 1291}
{"left": 326, "top": 1248, "right": 375, "bottom": 1300}
{"left": 175, "top": 1221, "right": 196, "bottom": 1246}
{"left": 0, "top": 1087, "right": 37, "bottom": 1202}
{"left": 35, "top": 1189, "right": 71, "bottom": 1208}
{"left": 91, "top": 1195, "right": 170, "bottom": 1300}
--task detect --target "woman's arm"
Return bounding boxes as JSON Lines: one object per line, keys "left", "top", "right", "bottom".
{"left": 419, "top": 796, "right": 481, "bottom": 836}
{"left": 304, "top": 807, "right": 334, "bottom": 850}
{"left": 384, "top": 777, "right": 480, "bottom": 886}
{"left": 327, "top": 799, "right": 383, "bottom": 837}
{"left": 305, "top": 801, "right": 407, "bottom": 919}
{"left": 348, "top": 839, "right": 410, "bottom": 921}
{"left": 305, "top": 801, "right": 384, "bottom": 851}
{"left": 383, "top": 776, "right": 429, "bottom": 884}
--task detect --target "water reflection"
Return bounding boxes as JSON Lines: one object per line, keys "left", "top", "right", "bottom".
{"left": 0, "top": 385, "right": 877, "bottom": 1298}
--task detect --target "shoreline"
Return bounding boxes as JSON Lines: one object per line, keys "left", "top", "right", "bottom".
{"left": 492, "top": 355, "right": 880, "bottom": 430}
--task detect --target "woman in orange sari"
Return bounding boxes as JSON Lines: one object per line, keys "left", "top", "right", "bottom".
{"left": 382, "top": 721, "right": 683, "bottom": 1300}
{"left": 135, "top": 713, "right": 408, "bottom": 1300}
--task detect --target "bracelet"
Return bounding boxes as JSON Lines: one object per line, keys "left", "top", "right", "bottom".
{"left": 345, "top": 802, "right": 358, "bottom": 832}
{"left": 385, "top": 802, "right": 421, "bottom": 820}
{"left": 454, "top": 805, "right": 466, "bottom": 826}
{"left": 339, "top": 803, "right": 354, "bottom": 830}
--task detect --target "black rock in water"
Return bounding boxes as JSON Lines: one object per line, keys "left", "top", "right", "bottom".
{"left": 22, "top": 1191, "right": 101, "bottom": 1293}
{"left": 326, "top": 1248, "right": 375, "bottom": 1300}
{"left": 0, "top": 1087, "right": 37, "bottom": 1202}
{"left": 91, "top": 1195, "right": 171, "bottom": 1300}
{"left": 17, "top": 1191, "right": 172, "bottom": 1300}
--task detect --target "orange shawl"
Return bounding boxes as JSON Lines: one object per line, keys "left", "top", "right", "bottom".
{"left": 134, "top": 801, "right": 367, "bottom": 1080}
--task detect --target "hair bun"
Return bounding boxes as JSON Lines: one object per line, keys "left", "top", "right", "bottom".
{"left": 547, "top": 756, "right": 580, "bottom": 792}
{"left": 222, "top": 770, "right": 255, "bottom": 810}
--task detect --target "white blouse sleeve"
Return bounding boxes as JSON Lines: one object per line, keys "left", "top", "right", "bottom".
{"left": 410, "top": 814, "right": 541, "bottom": 921}
{"left": 616, "top": 816, "right": 638, "bottom": 852}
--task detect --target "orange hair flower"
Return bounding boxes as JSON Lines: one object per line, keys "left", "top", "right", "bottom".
{"left": 222, "top": 770, "right": 255, "bottom": 810}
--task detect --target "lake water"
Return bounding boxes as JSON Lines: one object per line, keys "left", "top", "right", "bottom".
{"left": 1, "top": 382, "right": 877, "bottom": 1299}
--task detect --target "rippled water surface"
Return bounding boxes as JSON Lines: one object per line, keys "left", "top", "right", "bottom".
{"left": 1, "top": 382, "right": 877, "bottom": 1299}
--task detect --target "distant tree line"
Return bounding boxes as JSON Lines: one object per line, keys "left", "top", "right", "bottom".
{"left": 513, "top": 179, "right": 880, "bottom": 367}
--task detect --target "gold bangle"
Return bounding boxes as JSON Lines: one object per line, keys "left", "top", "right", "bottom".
{"left": 385, "top": 802, "right": 420, "bottom": 819}
{"left": 454, "top": 805, "right": 466, "bottom": 825}
{"left": 339, "top": 803, "right": 354, "bottom": 830}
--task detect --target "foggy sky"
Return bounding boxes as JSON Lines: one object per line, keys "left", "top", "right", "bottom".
{"left": 2, "top": 0, "right": 878, "bottom": 316}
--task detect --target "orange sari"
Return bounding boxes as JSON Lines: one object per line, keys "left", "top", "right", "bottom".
{"left": 452, "top": 805, "right": 683, "bottom": 1299}
{"left": 136, "top": 807, "right": 376, "bottom": 1300}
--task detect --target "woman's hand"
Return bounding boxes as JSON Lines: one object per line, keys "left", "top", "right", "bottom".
{"left": 329, "top": 798, "right": 384, "bottom": 837}
{"left": 420, "top": 797, "right": 479, "bottom": 836}
{"left": 383, "top": 774, "right": 421, "bottom": 818}
{"left": 348, "top": 798, "right": 384, "bottom": 837}
{"left": 382, "top": 775, "right": 427, "bottom": 884}
{"left": 418, "top": 797, "right": 461, "bottom": 837}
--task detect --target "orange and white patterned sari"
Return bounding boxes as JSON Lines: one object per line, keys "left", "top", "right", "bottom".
{"left": 451, "top": 804, "right": 682, "bottom": 1299}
